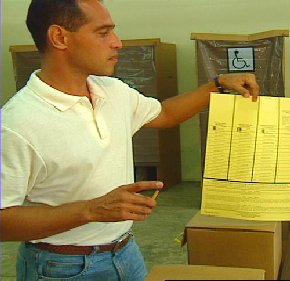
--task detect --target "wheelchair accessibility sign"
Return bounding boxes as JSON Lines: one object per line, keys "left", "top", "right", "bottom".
{"left": 227, "top": 47, "right": 255, "bottom": 72}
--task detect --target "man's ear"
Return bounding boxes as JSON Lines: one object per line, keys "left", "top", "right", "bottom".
{"left": 47, "top": 25, "right": 69, "bottom": 50}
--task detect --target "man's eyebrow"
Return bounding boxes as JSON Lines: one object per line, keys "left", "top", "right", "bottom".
{"left": 96, "top": 24, "right": 116, "bottom": 30}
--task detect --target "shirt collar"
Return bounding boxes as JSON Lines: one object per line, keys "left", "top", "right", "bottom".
{"left": 27, "top": 70, "right": 105, "bottom": 111}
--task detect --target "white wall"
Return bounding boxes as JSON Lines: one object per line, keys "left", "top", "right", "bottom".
{"left": 2, "top": 0, "right": 290, "bottom": 180}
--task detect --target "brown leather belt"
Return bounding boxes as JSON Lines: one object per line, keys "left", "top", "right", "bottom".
{"left": 27, "top": 231, "right": 133, "bottom": 255}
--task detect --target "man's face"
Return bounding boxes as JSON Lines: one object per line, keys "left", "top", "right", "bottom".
{"left": 65, "top": 0, "right": 122, "bottom": 76}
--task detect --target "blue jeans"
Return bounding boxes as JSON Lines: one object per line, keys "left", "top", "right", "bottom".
{"left": 16, "top": 238, "right": 147, "bottom": 281}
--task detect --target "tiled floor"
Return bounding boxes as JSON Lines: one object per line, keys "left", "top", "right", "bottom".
{"left": 133, "top": 181, "right": 201, "bottom": 271}
{"left": 0, "top": 181, "right": 201, "bottom": 280}
{"left": 1, "top": 242, "right": 20, "bottom": 279}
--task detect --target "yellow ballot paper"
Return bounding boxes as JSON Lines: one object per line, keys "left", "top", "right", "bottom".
{"left": 228, "top": 96, "right": 259, "bottom": 182}
{"left": 201, "top": 93, "right": 290, "bottom": 221}
{"left": 252, "top": 96, "right": 279, "bottom": 182}
{"left": 203, "top": 94, "right": 235, "bottom": 179}
{"left": 276, "top": 98, "right": 290, "bottom": 182}
{"left": 202, "top": 179, "right": 290, "bottom": 221}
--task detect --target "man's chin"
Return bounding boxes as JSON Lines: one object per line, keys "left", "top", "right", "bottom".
{"left": 90, "top": 69, "right": 115, "bottom": 77}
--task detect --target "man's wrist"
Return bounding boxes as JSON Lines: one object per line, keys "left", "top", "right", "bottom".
{"left": 214, "top": 75, "right": 226, "bottom": 94}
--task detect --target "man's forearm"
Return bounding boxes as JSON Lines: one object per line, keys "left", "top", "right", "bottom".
{"left": 147, "top": 81, "right": 216, "bottom": 128}
{"left": 0, "top": 201, "right": 91, "bottom": 241}
{"left": 162, "top": 81, "right": 215, "bottom": 127}
{"left": 0, "top": 181, "right": 163, "bottom": 241}
{"left": 147, "top": 73, "right": 259, "bottom": 129}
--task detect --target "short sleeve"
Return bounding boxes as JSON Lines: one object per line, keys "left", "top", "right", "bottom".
{"left": 1, "top": 127, "right": 47, "bottom": 209}
{"left": 127, "top": 86, "right": 162, "bottom": 134}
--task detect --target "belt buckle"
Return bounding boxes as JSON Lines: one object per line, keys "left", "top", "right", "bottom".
{"left": 113, "top": 231, "right": 132, "bottom": 253}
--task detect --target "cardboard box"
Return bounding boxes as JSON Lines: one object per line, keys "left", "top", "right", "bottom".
{"left": 145, "top": 264, "right": 265, "bottom": 280}
{"left": 282, "top": 221, "right": 289, "bottom": 262}
{"left": 184, "top": 212, "right": 282, "bottom": 280}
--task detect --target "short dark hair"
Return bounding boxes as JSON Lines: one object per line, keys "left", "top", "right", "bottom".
{"left": 26, "top": 0, "right": 89, "bottom": 53}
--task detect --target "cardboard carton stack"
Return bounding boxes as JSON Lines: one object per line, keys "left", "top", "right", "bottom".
{"left": 183, "top": 211, "right": 282, "bottom": 280}
{"left": 146, "top": 264, "right": 265, "bottom": 280}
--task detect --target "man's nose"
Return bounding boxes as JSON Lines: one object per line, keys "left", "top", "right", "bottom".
{"left": 112, "top": 31, "right": 123, "bottom": 49}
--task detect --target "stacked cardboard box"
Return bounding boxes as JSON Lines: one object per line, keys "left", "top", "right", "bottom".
{"left": 183, "top": 212, "right": 282, "bottom": 280}
{"left": 146, "top": 264, "right": 265, "bottom": 280}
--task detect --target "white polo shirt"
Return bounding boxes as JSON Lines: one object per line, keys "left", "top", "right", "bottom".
{"left": 1, "top": 71, "right": 161, "bottom": 245}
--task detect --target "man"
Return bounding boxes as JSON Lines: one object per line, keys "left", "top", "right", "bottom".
{"left": 0, "top": 0, "right": 260, "bottom": 280}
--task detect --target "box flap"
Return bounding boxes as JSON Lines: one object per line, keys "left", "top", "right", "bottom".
{"left": 186, "top": 212, "right": 278, "bottom": 232}
{"left": 190, "top": 30, "right": 289, "bottom": 41}
{"left": 145, "top": 264, "right": 265, "bottom": 280}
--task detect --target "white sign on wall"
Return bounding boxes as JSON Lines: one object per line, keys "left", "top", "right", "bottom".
{"left": 227, "top": 47, "right": 255, "bottom": 72}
